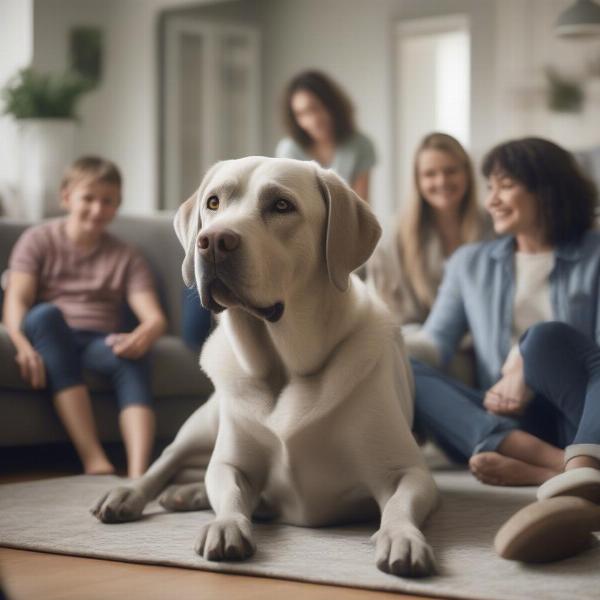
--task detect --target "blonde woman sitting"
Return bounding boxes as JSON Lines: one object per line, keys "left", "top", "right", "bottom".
{"left": 368, "top": 133, "right": 490, "bottom": 365}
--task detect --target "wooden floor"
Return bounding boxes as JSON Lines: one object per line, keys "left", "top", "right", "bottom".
{"left": 0, "top": 453, "right": 441, "bottom": 600}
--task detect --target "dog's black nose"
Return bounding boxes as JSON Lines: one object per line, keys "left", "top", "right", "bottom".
{"left": 198, "top": 229, "right": 240, "bottom": 263}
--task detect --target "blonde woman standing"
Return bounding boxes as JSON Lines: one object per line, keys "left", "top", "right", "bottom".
{"left": 368, "top": 132, "right": 489, "bottom": 331}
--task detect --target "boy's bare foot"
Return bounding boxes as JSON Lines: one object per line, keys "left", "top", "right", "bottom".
{"left": 84, "top": 458, "right": 116, "bottom": 475}
{"left": 469, "top": 452, "right": 559, "bottom": 486}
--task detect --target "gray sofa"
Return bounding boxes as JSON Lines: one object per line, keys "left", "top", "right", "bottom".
{"left": 0, "top": 215, "right": 213, "bottom": 448}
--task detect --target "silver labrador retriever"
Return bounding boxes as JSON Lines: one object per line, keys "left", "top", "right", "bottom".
{"left": 92, "top": 157, "right": 439, "bottom": 577}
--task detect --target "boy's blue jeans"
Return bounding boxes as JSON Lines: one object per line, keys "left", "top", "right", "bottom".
{"left": 413, "top": 322, "right": 600, "bottom": 464}
{"left": 181, "top": 286, "right": 212, "bottom": 351}
{"left": 23, "top": 303, "right": 153, "bottom": 409}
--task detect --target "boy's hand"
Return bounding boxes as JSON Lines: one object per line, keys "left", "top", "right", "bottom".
{"left": 15, "top": 342, "right": 46, "bottom": 389}
{"left": 105, "top": 329, "right": 154, "bottom": 359}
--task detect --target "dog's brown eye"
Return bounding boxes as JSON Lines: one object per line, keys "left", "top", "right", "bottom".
{"left": 207, "top": 196, "right": 219, "bottom": 210}
{"left": 273, "top": 198, "right": 293, "bottom": 213}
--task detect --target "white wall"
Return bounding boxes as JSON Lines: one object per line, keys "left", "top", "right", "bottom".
{"left": 257, "top": 0, "right": 496, "bottom": 220}
{"left": 0, "top": 0, "right": 34, "bottom": 193}
{"left": 27, "top": 0, "right": 226, "bottom": 215}
{"left": 96, "top": 0, "right": 232, "bottom": 214}
{"left": 258, "top": 0, "right": 394, "bottom": 219}
{"left": 493, "top": 0, "right": 600, "bottom": 151}
{"left": 31, "top": 0, "right": 112, "bottom": 183}
{"left": 6, "top": 0, "right": 600, "bottom": 217}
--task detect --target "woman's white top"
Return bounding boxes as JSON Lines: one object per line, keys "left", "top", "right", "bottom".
{"left": 511, "top": 251, "right": 554, "bottom": 345}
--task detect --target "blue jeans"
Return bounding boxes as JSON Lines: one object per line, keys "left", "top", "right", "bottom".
{"left": 181, "top": 286, "right": 212, "bottom": 351}
{"left": 413, "top": 322, "right": 600, "bottom": 462}
{"left": 521, "top": 322, "right": 600, "bottom": 463}
{"left": 23, "top": 303, "right": 153, "bottom": 409}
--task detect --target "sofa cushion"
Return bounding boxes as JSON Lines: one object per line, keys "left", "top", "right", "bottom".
{"left": 0, "top": 326, "right": 212, "bottom": 400}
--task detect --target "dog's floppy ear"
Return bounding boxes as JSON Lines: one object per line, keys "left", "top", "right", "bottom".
{"left": 317, "top": 168, "right": 382, "bottom": 292}
{"left": 173, "top": 162, "right": 220, "bottom": 287}
{"left": 173, "top": 191, "right": 199, "bottom": 287}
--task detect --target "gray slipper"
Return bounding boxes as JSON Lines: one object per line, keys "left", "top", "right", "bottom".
{"left": 537, "top": 467, "right": 600, "bottom": 503}
{"left": 494, "top": 496, "right": 600, "bottom": 563}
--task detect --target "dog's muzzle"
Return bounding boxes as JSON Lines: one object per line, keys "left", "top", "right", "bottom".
{"left": 196, "top": 229, "right": 284, "bottom": 323}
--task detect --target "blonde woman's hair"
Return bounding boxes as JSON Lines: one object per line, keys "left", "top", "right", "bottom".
{"left": 397, "top": 132, "right": 480, "bottom": 310}
{"left": 60, "top": 156, "right": 122, "bottom": 194}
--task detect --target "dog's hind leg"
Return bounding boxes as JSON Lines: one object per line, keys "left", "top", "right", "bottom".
{"left": 91, "top": 394, "right": 219, "bottom": 523}
{"left": 159, "top": 465, "right": 210, "bottom": 511}
{"left": 159, "top": 480, "right": 210, "bottom": 512}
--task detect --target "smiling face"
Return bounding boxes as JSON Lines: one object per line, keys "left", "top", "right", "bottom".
{"left": 290, "top": 90, "right": 334, "bottom": 144}
{"left": 485, "top": 171, "right": 542, "bottom": 241}
{"left": 61, "top": 177, "right": 121, "bottom": 237}
{"left": 416, "top": 148, "right": 468, "bottom": 214}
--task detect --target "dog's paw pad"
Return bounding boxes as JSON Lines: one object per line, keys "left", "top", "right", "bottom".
{"left": 374, "top": 525, "right": 436, "bottom": 578}
{"left": 90, "top": 487, "right": 146, "bottom": 523}
{"left": 195, "top": 516, "right": 255, "bottom": 561}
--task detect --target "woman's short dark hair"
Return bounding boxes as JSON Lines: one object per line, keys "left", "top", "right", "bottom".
{"left": 282, "top": 70, "right": 355, "bottom": 148}
{"left": 482, "top": 137, "right": 597, "bottom": 245}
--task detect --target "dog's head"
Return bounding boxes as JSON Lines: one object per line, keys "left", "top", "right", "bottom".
{"left": 174, "top": 157, "right": 381, "bottom": 323}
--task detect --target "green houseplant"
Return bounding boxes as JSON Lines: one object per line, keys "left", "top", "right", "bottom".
{"left": 545, "top": 67, "right": 584, "bottom": 113}
{"left": 1, "top": 68, "right": 93, "bottom": 220}
{"left": 2, "top": 67, "right": 92, "bottom": 119}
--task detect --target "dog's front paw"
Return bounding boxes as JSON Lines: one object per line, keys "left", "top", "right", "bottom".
{"left": 90, "top": 486, "right": 147, "bottom": 523}
{"left": 373, "top": 524, "right": 436, "bottom": 577}
{"left": 159, "top": 483, "right": 210, "bottom": 512}
{"left": 194, "top": 516, "right": 255, "bottom": 561}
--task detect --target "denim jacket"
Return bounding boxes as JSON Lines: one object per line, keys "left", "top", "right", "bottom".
{"left": 423, "top": 230, "right": 600, "bottom": 390}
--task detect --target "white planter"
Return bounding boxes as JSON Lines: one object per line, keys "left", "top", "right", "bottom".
{"left": 18, "top": 119, "right": 77, "bottom": 220}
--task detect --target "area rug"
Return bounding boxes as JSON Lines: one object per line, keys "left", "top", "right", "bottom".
{"left": 1, "top": 471, "right": 599, "bottom": 600}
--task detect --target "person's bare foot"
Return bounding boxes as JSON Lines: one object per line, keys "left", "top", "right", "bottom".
{"left": 84, "top": 458, "right": 116, "bottom": 475}
{"left": 469, "top": 452, "right": 559, "bottom": 486}
{"left": 566, "top": 455, "right": 600, "bottom": 471}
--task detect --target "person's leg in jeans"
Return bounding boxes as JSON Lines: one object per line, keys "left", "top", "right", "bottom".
{"left": 494, "top": 322, "right": 600, "bottom": 563}
{"left": 413, "top": 359, "right": 564, "bottom": 485}
{"left": 520, "top": 321, "right": 600, "bottom": 472}
{"left": 470, "top": 393, "right": 564, "bottom": 486}
{"left": 181, "top": 286, "right": 212, "bottom": 352}
{"left": 22, "top": 303, "right": 114, "bottom": 474}
{"left": 82, "top": 335, "right": 155, "bottom": 478}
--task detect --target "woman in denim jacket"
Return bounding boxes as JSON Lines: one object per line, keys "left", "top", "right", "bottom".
{"left": 413, "top": 137, "right": 600, "bottom": 501}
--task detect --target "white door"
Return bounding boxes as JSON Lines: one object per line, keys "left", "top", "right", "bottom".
{"left": 395, "top": 15, "right": 470, "bottom": 206}
{"left": 163, "top": 18, "right": 261, "bottom": 210}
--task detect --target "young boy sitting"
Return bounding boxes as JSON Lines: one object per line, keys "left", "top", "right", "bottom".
{"left": 2, "top": 156, "right": 167, "bottom": 478}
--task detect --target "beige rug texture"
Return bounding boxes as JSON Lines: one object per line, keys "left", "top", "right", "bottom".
{"left": 0, "top": 471, "right": 598, "bottom": 600}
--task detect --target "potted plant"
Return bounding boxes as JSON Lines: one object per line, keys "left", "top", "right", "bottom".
{"left": 1, "top": 68, "right": 92, "bottom": 220}
{"left": 545, "top": 67, "right": 584, "bottom": 113}
{"left": 544, "top": 66, "right": 586, "bottom": 149}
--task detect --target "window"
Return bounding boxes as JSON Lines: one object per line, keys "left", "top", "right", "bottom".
{"left": 395, "top": 15, "right": 470, "bottom": 203}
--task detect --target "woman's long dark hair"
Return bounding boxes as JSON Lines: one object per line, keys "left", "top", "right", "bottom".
{"left": 482, "top": 137, "right": 597, "bottom": 245}
{"left": 282, "top": 70, "right": 355, "bottom": 149}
